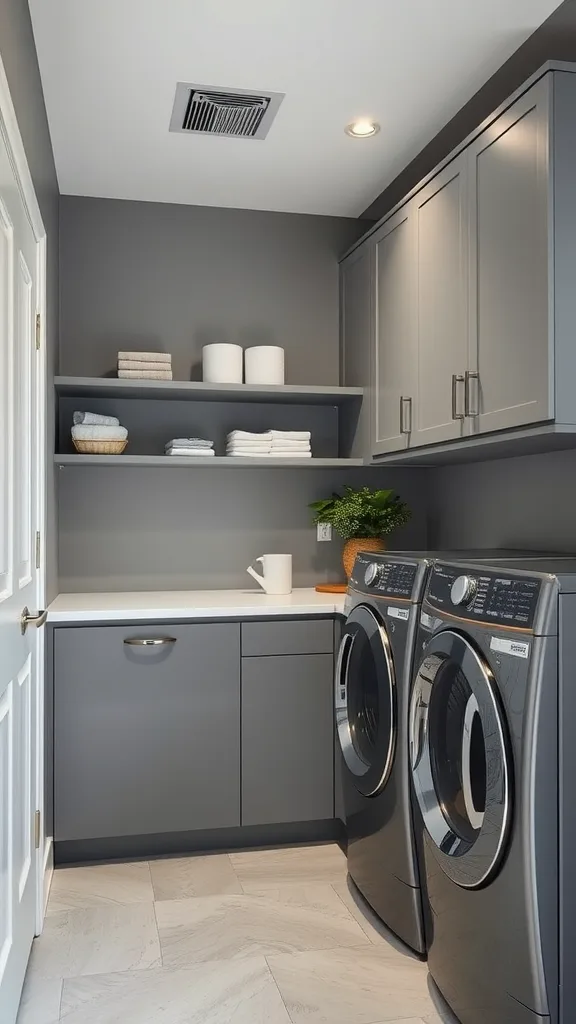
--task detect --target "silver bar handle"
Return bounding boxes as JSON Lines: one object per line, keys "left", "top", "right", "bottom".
{"left": 400, "top": 396, "right": 412, "bottom": 435}
{"left": 462, "top": 693, "right": 484, "bottom": 831}
{"left": 20, "top": 607, "right": 47, "bottom": 635}
{"left": 465, "top": 371, "right": 479, "bottom": 418}
{"left": 451, "top": 374, "right": 465, "bottom": 420}
{"left": 123, "top": 637, "right": 177, "bottom": 646}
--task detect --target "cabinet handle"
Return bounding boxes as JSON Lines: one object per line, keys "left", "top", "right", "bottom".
{"left": 400, "top": 396, "right": 412, "bottom": 435}
{"left": 464, "top": 371, "right": 479, "bottom": 418}
{"left": 123, "top": 637, "right": 177, "bottom": 646}
{"left": 451, "top": 374, "right": 465, "bottom": 420}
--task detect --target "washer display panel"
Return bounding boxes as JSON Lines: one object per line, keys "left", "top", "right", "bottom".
{"left": 335, "top": 604, "right": 396, "bottom": 798}
{"left": 410, "top": 629, "right": 512, "bottom": 888}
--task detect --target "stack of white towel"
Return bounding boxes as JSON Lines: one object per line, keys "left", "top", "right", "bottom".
{"left": 226, "top": 429, "right": 312, "bottom": 457}
{"left": 165, "top": 438, "right": 215, "bottom": 457}
{"left": 72, "top": 411, "right": 128, "bottom": 442}
{"left": 118, "top": 351, "right": 173, "bottom": 381}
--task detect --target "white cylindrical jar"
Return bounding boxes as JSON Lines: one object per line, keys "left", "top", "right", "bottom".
{"left": 244, "top": 346, "right": 285, "bottom": 385}
{"left": 202, "top": 344, "right": 243, "bottom": 383}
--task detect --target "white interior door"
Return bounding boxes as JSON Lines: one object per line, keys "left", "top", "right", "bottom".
{"left": 0, "top": 97, "right": 44, "bottom": 1023}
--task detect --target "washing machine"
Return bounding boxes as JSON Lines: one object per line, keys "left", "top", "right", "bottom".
{"left": 410, "top": 557, "right": 576, "bottom": 1023}
{"left": 335, "top": 548, "right": 548, "bottom": 955}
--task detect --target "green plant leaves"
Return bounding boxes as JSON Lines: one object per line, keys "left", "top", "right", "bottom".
{"left": 308, "top": 486, "right": 411, "bottom": 540}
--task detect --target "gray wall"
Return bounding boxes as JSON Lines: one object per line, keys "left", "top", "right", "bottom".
{"left": 60, "top": 196, "right": 365, "bottom": 385}
{"left": 58, "top": 196, "right": 393, "bottom": 591}
{"left": 428, "top": 448, "right": 576, "bottom": 553}
{"left": 58, "top": 467, "right": 428, "bottom": 592}
{"left": 0, "top": 0, "right": 59, "bottom": 599}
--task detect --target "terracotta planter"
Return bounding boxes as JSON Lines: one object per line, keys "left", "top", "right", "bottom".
{"left": 342, "top": 537, "right": 386, "bottom": 579}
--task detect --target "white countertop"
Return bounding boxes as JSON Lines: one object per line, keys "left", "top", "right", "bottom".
{"left": 47, "top": 588, "right": 346, "bottom": 624}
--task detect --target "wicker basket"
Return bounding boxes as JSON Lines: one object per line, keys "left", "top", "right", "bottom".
{"left": 73, "top": 439, "right": 128, "bottom": 455}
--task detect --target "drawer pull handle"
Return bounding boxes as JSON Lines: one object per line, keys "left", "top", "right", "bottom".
{"left": 123, "top": 637, "right": 177, "bottom": 646}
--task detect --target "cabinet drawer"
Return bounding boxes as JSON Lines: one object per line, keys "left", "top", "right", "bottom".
{"left": 241, "top": 619, "right": 334, "bottom": 657}
{"left": 54, "top": 622, "right": 241, "bottom": 841}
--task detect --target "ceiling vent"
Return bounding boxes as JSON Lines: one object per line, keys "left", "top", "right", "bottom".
{"left": 169, "top": 83, "right": 284, "bottom": 140}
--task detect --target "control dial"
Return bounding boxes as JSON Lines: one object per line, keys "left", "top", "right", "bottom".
{"left": 364, "top": 562, "right": 384, "bottom": 587}
{"left": 451, "top": 575, "right": 478, "bottom": 606}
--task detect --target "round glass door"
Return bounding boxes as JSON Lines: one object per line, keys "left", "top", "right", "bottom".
{"left": 335, "top": 604, "right": 396, "bottom": 797}
{"left": 410, "top": 630, "right": 512, "bottom": 888}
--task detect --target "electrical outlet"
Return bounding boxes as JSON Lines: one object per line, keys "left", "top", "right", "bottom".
{"left": 317, "top": 523, "right": 332, "bottom": 542}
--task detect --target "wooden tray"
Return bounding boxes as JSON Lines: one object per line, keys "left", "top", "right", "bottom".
{"left": 315, "top": 583, "right": 347, "bottom": 594}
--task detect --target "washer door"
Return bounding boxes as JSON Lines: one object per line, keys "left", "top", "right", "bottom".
{"left": 335, "top": 604, "right": 396, "bottom": 798}
{"left": 410, "top": 629, "right": 512, "bottom": 888}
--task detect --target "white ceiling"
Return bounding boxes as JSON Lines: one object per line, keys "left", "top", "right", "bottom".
{"left": 29, "top": 0, "right": 561, "bottom": 217}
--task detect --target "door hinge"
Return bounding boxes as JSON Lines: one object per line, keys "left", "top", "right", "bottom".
{"left": 34, "top": 809, "right": 41, "bottom": 850}
{"left": 35, "top": 313, "right": 41, "bottom": 350}
{"left": 35, "top": 531, "right": 41, "bottom": 570}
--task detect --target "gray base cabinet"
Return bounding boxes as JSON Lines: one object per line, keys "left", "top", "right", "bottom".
{"left": 54, "top": 623, "right": 241, "bottom": 841}
{"left": 241, "top": 653, "right": 334, "bottom": 826}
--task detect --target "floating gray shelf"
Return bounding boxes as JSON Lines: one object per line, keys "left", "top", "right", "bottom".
{"left": 54, "top": 376, "right": 363, "bottom": 406}
{"left": 54, "top": 454, "right": 365, "bottom": 469}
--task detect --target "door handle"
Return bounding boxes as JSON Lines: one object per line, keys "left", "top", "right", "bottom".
{"left": 464, "top": 371, "right": 479, "bottom": 418}
{"left": 451, "top": 374, "right": 465, "bottom": 420}
{"left": 123, "top": 637, "right": 177, "bottom": 646}
{"left": 400, "top": 396, "right": 412, "bottom": 435}
{"left": 20, "top": 608, "right": 47, "bottom": 635}
{"left": 462, "top": 693, "right": 484, "bottom": 831}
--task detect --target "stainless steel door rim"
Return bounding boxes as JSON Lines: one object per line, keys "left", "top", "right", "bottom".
{"left": 410, "top": 629, "right": 512, "bottom": 888}
{"left": 335, "top": 604, "right": 397, "bottom": 798}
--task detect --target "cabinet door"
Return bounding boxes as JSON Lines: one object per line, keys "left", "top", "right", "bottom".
{"left": 54, "top": 623, "right": 241, "bottom": 841}
{"left": 242, "top": 654, "right": 334, "bottom": 826}
{"left": 411, "top": 155, "right": 469, "bottom": 447}
{"left": 469, "top": 77, "right": 552, "bottom": 434}
{"left": 340, "top": 242, "right": 373, "bottom": 458}
{"left": 373, "top": 206, "right": 418, "bottom": 456}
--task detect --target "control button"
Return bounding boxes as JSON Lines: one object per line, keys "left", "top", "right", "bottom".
{"left": 451, "top": 575, "right": 478, "bottom": 606}
{"left": 364, "top": 563, "right": 383, "bottom": 587}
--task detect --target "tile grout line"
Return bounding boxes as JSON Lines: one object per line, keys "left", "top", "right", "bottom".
{"left": 329, "top": 881, "right": 381, "bottom": 944}
{"left": 151, "top": 898, "right": 164, "bottom": 969}
{"left": 263, "top": 953, "right": 297, "bottom": 1024}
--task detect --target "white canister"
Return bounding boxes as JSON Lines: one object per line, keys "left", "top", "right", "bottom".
{"left": 202, "top": 344, "right": 243, "bottom": 384}
{"left": 244, "top": 346, "right": 285, "bottom": 385}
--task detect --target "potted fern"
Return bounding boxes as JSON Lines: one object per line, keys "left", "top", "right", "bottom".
{"left": 310, "top": 486, "right": 411, "bottom": 578}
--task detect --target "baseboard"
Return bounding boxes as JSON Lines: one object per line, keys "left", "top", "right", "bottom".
{"left": 55, "top": 819, "right": 345, "bottom": 866}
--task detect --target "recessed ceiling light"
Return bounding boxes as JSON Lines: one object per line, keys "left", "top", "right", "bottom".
{"left": 345, "top": 119, "right": 380, "bottom": 138}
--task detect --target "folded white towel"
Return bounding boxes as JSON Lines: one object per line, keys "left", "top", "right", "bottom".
{"left": 72, "top": 424, "right": 128, "bottom": 440}
{"left": 165, "top": 438, "right": 213, "bottom": 450}
{"left": 73, "top": 411, "right": 120, "bottom": 427}
{"left": 118, "top": 369, "right": 173, "bottom": 380}
{"left": 227, "top": 430, "right": 273, "bottom": 442}
{"left": 118, "top": 359, "right": 172, "bottom": 371}
{"left": 270, "top": 441, "right": 311, "bottom": 450}
{"left": 226, "top": 445, "right": 272, "bottom": 454}
{"left": 226, "top": 451, "right": 312, "bottom": 458}
{"left": 226, "top": 441, "right": 271, "bottom": 448}
{"left": 269, "top": 430, "right": 311, "bottom": 441}
{"left": 166, "top": 447, "right": 215, "bottom": 457}
{"left": 226, "top": 450, "right": 273, "bottom": 458}
{"left": 118, "top": 351, "right": 171, "bottom": 363}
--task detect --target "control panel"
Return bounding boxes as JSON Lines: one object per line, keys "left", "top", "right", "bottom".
{"left": 350, "top": 553, "right": 418, "bottom": 600}
{"left": 426, "top": 562, "right": 541, "bottom": 628}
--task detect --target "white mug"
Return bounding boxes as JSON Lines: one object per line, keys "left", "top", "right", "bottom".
{"left": 247, "top": 554, "right": 292, "bottom": 595}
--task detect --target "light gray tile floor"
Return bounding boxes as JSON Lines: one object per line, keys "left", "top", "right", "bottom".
{"left": 18, "top": 843, "right": 458, "bottom": 1023}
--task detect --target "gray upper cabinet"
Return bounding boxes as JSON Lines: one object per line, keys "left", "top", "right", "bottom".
{"left": 411, "top": 154, "right": 470, "bottom": 447}
{"left": 341, "top": 67, "right": 576, "bottom": 462}
{"left": 468, "top": 77, "right": 552, "bottom": 433}
{"left": 372, "top": 207, "right": 418, "bottom": 456}
{"left": 54, "top": 623, "right": 241, "bottom": 841}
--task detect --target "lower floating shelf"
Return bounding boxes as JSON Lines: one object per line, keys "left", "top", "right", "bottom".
{"left": 54, "top": 454, "right": 366, "bottom": 469}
